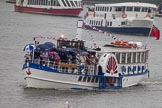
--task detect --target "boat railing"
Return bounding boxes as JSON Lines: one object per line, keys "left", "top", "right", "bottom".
{"left": 29, "top": 58, "right": 96, "bottom": 75}
{"left": 98, "top": 75, "right": 123, "bottom": 89}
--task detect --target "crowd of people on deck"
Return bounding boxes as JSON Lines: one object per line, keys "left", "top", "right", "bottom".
{"left": 24, "top": 41, "right": 98, "bottom": 74}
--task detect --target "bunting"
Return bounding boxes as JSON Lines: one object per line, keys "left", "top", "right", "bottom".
{"left": 83, "top": 24, "right": 119, "bottom": 41}
{"left": 33, "top": 36, "right": 57, "bottom": 40}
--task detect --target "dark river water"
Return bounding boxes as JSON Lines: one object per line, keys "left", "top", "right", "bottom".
{"left": 0, "top": 1, "right": 162, "bottom": 108}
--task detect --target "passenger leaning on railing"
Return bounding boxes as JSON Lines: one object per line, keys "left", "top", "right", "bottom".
{"left": 24, "top": 51, "right": 32, "bottom": 63}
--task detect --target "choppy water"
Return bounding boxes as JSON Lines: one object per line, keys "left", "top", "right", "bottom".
{"left": 0, "top": 1, "right": 162, "bottom": 108}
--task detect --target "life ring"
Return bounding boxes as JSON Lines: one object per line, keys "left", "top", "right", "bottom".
{"left": 122, "top": 12, "right": 127, "bottom": 18}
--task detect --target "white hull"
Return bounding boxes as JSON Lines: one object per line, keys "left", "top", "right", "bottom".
{"left": 25, "top": 68, "right": 98, "bottom": 89}
{"left": 122, "top": 74, "right": 146, "bottom": 87}
{"left": 24, "top": 67, "right": 147, "bottom": 89}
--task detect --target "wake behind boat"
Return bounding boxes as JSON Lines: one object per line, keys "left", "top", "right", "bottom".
{"left": 22, "top": 20, "right": 153, "bottom": 90}
{"left": 84, "top": 2, "right": 158, "bottom": 36}
{"left": 15, "top": 0, "right": 83, "bottom": 17}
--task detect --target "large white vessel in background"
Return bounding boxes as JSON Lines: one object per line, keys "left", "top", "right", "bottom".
{"left": 84, "top": 2, "right": 158, "bottom": 35}
{"left": 15, "top": 0, "right": 83, "bottom": 17}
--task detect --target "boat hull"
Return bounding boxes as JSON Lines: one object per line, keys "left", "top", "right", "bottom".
{"left": 15, "top": 5, "right": 82, "bottom": 17}
{"left": 84, "top": 26, "right": 151, "bottom": 36}
{"left": 24, "top": 65, "right": 147, "bottom": 90}
{"left": 24, "top": 67, "right": 98, "bottom": 89}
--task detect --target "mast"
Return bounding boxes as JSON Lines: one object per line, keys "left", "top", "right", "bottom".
{"left": 76, "top": 19, "right": 84, "bottom": 40}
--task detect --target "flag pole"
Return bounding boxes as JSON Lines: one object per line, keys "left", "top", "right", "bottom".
{"left": 144, "top": 23, "right": 154, "bottom": 49}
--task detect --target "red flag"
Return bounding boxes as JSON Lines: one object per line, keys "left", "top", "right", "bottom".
{"left": 150, "top": 25, "right": 160, "bottom": 40}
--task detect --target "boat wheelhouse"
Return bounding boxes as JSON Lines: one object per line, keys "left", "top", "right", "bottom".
{"left": 84, "top": 2, "right": 158, "bottom": 35}
{"left": 15, "top": 0, "right": 83, "bottom": 17}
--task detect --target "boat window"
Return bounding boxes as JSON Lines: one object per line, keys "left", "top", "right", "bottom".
{"left": 100, "top": 7, "right": 102, "bottom": 11}
{"left": 106, "top": 7, "right": 109, "bottom": 11}
{"left": 91, "top": 77, "right": 95, "bottom": 82}
{"left": 78, "top": 76, "right": 82, "bottom": 81}
{"left": 92, "top": 20, "right": 93, "bottom": 25}
{"left": 89, "top": 20, "right": 91, "bottom": 24}
{"left": 51, "top": 0, "right": 55, "bottom": 6}
{"left": 134, "top": 7, "right": 141, "bottom": 12}
{"left": 101, "top": 7, "right": 104, "bottom": 11}
{"left": 98, "top": 21, "right": 100, "bottom": 25}
{"left": 95, "top": 77, "right": 99, "bottom": 83}
{"left": 148, "top": 8, "right": 152, "bottom": 13}
{"left": 145, "top": 50, "right": 149, "bottom": 61}
{"left": 45, "top": 0, "right": 48, "bottom": 5}
{"left": 110, "top": 22, "right": 112, "bottom": 26}
{"left": 126, "top": 7, "right": 133, "bottom": 11}
{"left": 121, "top": 53, "right": 126, "bottom": 63}
{"left": 121, "top": 21, "right": 126, "bottom": 25}
{"left": 136, "top": 52, "right": 140, "bottom": 63}
{"left": 141, "top": 7, "right": 148, "bottom": 12}
{"left": 70, "top": 1, "right": 75, "bottom": 7}
{"left": 127, "top": 52, "right": 131, "bottom": 63}
{"left": 78, "top": 1, "right": 81, "bottom": 7}
{"left": 95, "top": 7, "right": 98, "bottom": 11}
{"left": 110, "top": 7, "right": 112, "bottom": 12}
{"left": 94, "top": 21, "right": 96, "bottom": 25}
{"left": 65, "top": 0, "right": 71, "bottom": 7}
{"left": 62, "top": 0, "right": 67, "bottom": 6}
{"left": 104, "top": 54, "right": 107, "bottom": 57}
{"left": 55, "top": 0, "right": 60, "bottom": 6}
{"left": 132, "top": 52, "right": 136, "bottom": 63}
{"left": 83, "top": 76, "right": 87, "bottom": 82}
{"left": 141, "top": 52, "right": 145, "bottom": 62}
{"left": 115, "top": 52, "right": 120, "bottom": 63}
{"left": 87, "top": 77, "right": 91, "bottom": 82}
{"left": 96, "top": 21, "right": 98, "bottom": 26}
{"left": 104, "top": 7, "right": 107, "bottom": 11}
{"left": 115, "top": 7, "right": 122, "bottom": 11}
{"left": 107, "top": 21, "right": 109, "bottom": 26}
{"left": 74, "top": 1, "right": 78, "bottom": 7}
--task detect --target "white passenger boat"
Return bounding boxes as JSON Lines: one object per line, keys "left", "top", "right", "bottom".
{"left": 84, "top": 2, "right": 158, "bottom": 35}
{"left": 22, "top": 20, "right": 151, "bottom": 90}
{"left": 15, "top": 0, "right": 83, "bottom": 17}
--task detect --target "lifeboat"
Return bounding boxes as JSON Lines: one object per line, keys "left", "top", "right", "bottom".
{"left": 111, "top": 40, "right": 137, "bottom": 48}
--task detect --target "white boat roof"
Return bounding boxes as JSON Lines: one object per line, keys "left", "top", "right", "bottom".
{"left": 95, "top": 2, "right": 157, "bottom": 8}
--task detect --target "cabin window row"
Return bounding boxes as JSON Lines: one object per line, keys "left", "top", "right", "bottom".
{"left": 61, "top": 0, "right": 81, "bottom": 7}
{"left": 126, "top": 7, "right": 152, "bottom": 13}
{"left": 95, "top": 6, "right": 112, "bottom": 12}
{"left": 114, "top": 51, "right": 149, "bottom": 64}
{"left": 27, "top": 0, "right": 60, "bottom": 6}
{"left": 95, "top": 6, "right": 153, "bottom": 13}
{"left": 89, "top": 20, "right": 102, "bottom": 26}
{"left": 78, "top": 76, "right": 99, "bottom": 83}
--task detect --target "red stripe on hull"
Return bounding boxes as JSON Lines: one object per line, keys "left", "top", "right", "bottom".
{"left": 15, "top": 5, "right": 82, "bottom": 17}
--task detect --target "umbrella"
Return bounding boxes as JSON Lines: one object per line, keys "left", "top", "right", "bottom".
{"left": 48, "top": 51, "right": 58, "bottom": 56}
{"left": 36, "top": 44, "right": 49, "bottom": 52}
{"left": 23, "top": 44, "right": 36, "bottom": 52}
{"left": 63, "top": 48, "right": 78, "bottom": 54}
{"left": 75, "top": 49, "right": 88, "bottom": 55}
{"left": 80, "top": 51, "right": 89, "bottom": 55}
{"left": 44, "top": 42, "right": 55, "bottom": 49}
